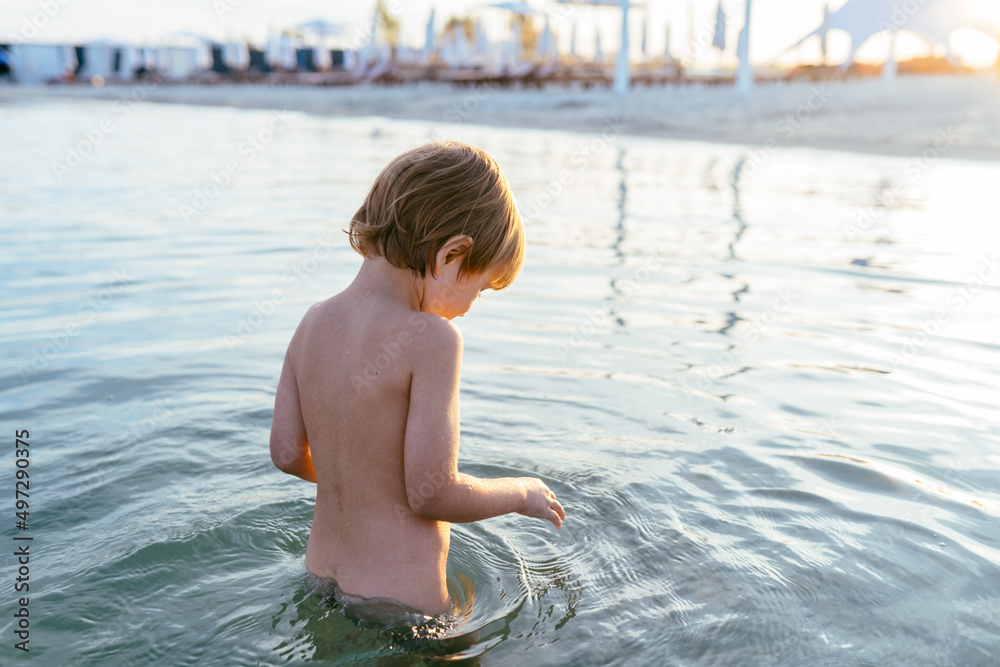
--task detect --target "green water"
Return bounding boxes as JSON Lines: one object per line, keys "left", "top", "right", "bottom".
{"left": 2, "top": 94, "right": 1000, "bottom": 665}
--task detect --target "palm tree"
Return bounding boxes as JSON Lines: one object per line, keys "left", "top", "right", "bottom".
{"left": 376, "top": 0, "right": 400, "bottom": 49}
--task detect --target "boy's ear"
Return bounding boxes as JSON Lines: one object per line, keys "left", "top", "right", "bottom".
{"left": 435, "top": 235, "right": 474, "bottom": 273}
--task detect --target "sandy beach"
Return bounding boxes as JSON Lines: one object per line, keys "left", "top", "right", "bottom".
{"left": 7, "top": 72, "right": 1000, "bottom": 161}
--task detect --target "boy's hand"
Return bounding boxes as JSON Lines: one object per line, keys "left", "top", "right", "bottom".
{"left": 517, "top": 478, "right": 566, "bottom": 529}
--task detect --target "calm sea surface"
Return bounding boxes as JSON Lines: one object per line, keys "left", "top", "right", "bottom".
{"left": 2, "top": 92, "right": 1000, "bottom": 666}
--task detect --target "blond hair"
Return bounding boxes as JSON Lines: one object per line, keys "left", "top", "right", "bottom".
{"left": 347, "top": 141, "right": 525, "bottom": 290}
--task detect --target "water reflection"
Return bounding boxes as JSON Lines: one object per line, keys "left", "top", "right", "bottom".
{"left": 718, "top": 155, "right": 752, "bottom": 337}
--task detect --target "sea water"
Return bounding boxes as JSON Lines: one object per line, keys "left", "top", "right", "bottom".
{"left": 1, "top": 92, "right": 999, "bottom": 666}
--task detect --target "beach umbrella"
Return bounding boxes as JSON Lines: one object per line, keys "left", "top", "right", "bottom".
{"left": 224, "top": 40, "right": 249, "bottom": 70}
{"left": 569, "top": 21, "right": 577, "bottom": 57}
{"left": 454, "top": 23, "right": 473, "bottom": 66}
{"left": 819, "top": 2, "right": 831, "bottom": 64}
{"left": 360, "top": 9, "right": 378, "bottom": 66}
{"left": 195, "top": 39, "right": 212, "bottom": 70}
{"left": 641, "top": 15, "right": 648, "bottom": 57}
{"left": 440, "top": 30, "right": 455, "bottom": 66}
{"left": 63, "top": 44, "right": 78, "bottom": 76}
{"left": 612, "top": 0, "right": 630, "bottom": 94}
{"left": 265, "top": 33, "right": 296, "bottom": 70}
{"left": 594, "top": 29, "right": 603, "bottom": 63}
{"left": 664, "top": 24, "right": 671, "bottom": 60}
{"left": 712, "top": 0, "right": 726, "bottom": 51}
{"left": 537, "top": 17, "right": 553, "bottom": 61}
{"left": 883, "top": 28, "right": 898, "bottom": 80}
{"left": 265, "top": 33, "right": 282, "bottom": 68}
{"left": 511, "top": 20, "right": 522, "bottom": 64}
{"left": 141, "top": 46, "right": 157, "bottom": 69}
{"left": 423, "top": 9, "right": 436, "bottom": 63}
{"left": 280, "top": 34, "right": 297, "bottom": 70}
{"left": 474, "top": 19, "right": 491, "bottom": 65}
{"left": 313, "top": 44, "right": 332, "bottom": 70}
{"left": 735, "top": 0, "right": 752, "bottom": 95}
{"left": 159, "top": 31, "right": 212, "bottom": 71}
{"left": 157, "top": 46, "right": 172, "bottom": 73}
{"left": 120, "top": 46, "right": 142, "bottom": 78}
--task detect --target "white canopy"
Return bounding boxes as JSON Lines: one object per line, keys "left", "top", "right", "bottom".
{"left": 296, "top": 19, "right": 347, "bottom": 38}
{"left": 537, "top": 17, "right": 558, "bottom": 61}
{"left": 157, "top": 47, "right": 204, "bottom": 79}
{"left": 712, "top": 1, "right": 726, "bottom": 51}
{"left": 6, "top": 44, "right": 74, "bottom": 83}
{"left": 510, "top": 20, "right": 523, "bottom": 65}
{"left": 158, "top": 32, "right": 212, "bottom": 75}
{"left": 473, "top": 19, "right": 492, "bottom": 65}
{"left": 75, "top": 42, "right": 123, "bottom": 80}
{"left": 453, "top": 24, "right": 475, "bottom": 66}
{"left": 787, "top": 0, "right": 1000, "bottom": 68}
{"left": 359, "top": 10, "right": 378, "bottom": 66}
{"left": 223, "top": 41, "right": 250, "bottom": 70}
{"left": 265, "top": 33, "right": 298, "bottom": 70}
{"left": 313, "top": 44, "right": 332, "bottom": 70}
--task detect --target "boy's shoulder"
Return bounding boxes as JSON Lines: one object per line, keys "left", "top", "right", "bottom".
{"left": 391, "top": 310, "right": 462, "bottom": 368}
{"left": 405, "top": 309, "right": 461, "bottom": 341}
{"left": 295, "top": 296, "right": 461, "bottom": 357}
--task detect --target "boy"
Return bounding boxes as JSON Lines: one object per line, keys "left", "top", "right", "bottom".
{"left": 269, "top": 141, "right": 566, "bottom": 619}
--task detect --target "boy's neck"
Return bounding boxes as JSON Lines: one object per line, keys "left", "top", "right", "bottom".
{"left": 353, "top": 255, "right": 424, "bottom": 312}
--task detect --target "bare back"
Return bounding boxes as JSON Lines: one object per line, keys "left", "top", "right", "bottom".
{"left": 289, "top": 291, "right": 452, "bottom": 615}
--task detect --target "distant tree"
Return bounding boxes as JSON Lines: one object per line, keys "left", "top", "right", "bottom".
{"left": 376, "top": 0, "right": 400, "bottom": 47}
{"left": 444, "top": 16, "right": 475, "bottom": 43}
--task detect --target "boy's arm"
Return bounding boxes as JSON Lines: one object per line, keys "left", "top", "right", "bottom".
{"left": 403, "top": 318, "right": 564, "bottom": 528}
{"left": 270, "top": 349, "right": 317, "bottom": 483}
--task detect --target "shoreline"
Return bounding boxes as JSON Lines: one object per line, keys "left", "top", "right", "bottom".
{"left": 6, "top": 73, "right": 1000, "bottom": 161}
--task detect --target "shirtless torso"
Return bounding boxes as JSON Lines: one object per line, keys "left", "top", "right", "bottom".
{"left": 290, "top": 292, "right": 452, "bottom": 615}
